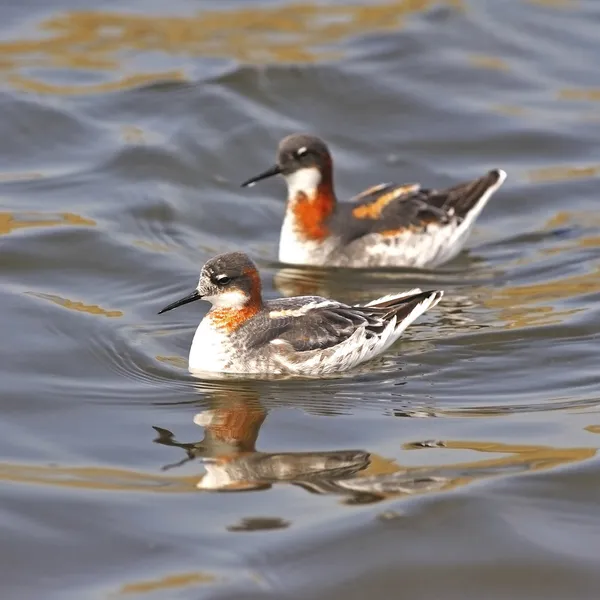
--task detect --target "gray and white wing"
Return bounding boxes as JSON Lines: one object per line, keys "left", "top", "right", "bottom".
{"left": 252, "top": 300, "right": 381, "bottom": 353}
{"left": 249, "top": 291, "right": 442, "bottom": 374}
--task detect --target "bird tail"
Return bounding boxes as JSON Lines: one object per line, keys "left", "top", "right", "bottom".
{"left": 437, "top": 169, "right": 507, "bottom": 219}
{"left": 365, "top": 289, "right": 444, "bottom": 334}
{"left": 362, "top": 288, "right": 423, "bottom": 307}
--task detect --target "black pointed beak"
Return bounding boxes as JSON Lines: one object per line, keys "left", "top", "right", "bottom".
{"left": 158, "top": 289, "right": 202, "bottom": 315}
{"left": 240, "top": 164, "right": 282, "bottom": 188}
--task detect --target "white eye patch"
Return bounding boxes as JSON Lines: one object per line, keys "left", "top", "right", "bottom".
{"left": 296, "top": 146, "right": 308, "bottom": 156}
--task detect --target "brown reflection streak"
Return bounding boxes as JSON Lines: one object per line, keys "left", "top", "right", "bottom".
{"left": 559, "top": 88, "right": 600, "bottom": 102}
{"left": 528, "top": 164, "right": 600, "bottom": 183}
{"left": 0, "top": 1, "right": 465, "bottom": 95}
{"left": 29, "top": 292, "right": 123, "bottom": 318}
{"left": 405, "top": 439, "right": 595, "bottom": 472}
{"left": 390, "top": 438, "right": 593, "bottom": 499}
{"left": 469, "top": 55, "right": 509, "bottom": 71}
{"left": 156, "top": 355, "right": 188, "bottom": 369}
{"left": 529, "top": 0, "right": 578, "bottom": 9}
{"left": 0, "top": 463, "right": 198, "bottom": 492}
{"left": 367, "top": 439, "right": 595, "bottom": 498}
{"left": 133, "top": 240, "right": 175, "bottom": 253}
{"left": 491, "top": 104, "right": 528, "bottom": 116}
{"left": 0, "top": 171, "right": 43, "bottom": 182}
{"left": 8, "top": 71, "right": 186, "bottom": 96}
{"left": 484, "top": 283, "right": 591, "bottom": 329}
{"left": 0, "top": 211, "right": 95, "bottom": 235}
{"left": 119, "top": 572, "right": 215, "bottom": 595}
{"left": 543, "top": 210, "right": 600, "bottom": 234}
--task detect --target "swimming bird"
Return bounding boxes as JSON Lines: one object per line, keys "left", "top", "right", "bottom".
{"left": 240, "top": 134, "right": 506, "bottom": 268}
{"left": 158, "top": 251, "right": 443, "bottom": 376}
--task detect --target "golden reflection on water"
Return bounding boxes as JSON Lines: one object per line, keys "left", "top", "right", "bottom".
{"left": 8, "top": 71, "right": 187, "bottom": 96}
{"left": 28, "top": 292, "right": 124, "bottom": 318}
{"left": 527, "top": 164, "right": 600, "bottom": 183}
{"left": 491, "top": 104, "right": 528, "bottom": 117}
{"left": 468, "top": 54, "right": 510, "bottom": 71}
{"left": 155, "top": 355, "right": 188, "bottom": 369}
{"left": 133, "top": 239, "right": 175, "bottom": 253}
{"left": 0, "top": 463, "right": 198, "bottom": 493}
{"left": 118, "top": 572, "right": 215, "bottom": 596}
{"left": 482, "top": 208, "right": 600, "bottom": 329}
{"left": 485, "top": 281, "right": 591, "bottom": 329}
{"left": 559, "top": 88, "right": 600, "bottom": 102}
{"left": 529, "top": 0, "right": 578, "bottom": 7}
{"left": 0, "top": 0, "right": 464, "bottom": 95}
{"left": 484, "top": 266, "right": 597, "bottom": 329}
{"left": 0, "top": 211, "right": 95, "bottom": 235}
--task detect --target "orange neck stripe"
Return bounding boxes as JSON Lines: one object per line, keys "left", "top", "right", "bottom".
{"left": 290, "top": 176, "right": 336, "bottom": 242}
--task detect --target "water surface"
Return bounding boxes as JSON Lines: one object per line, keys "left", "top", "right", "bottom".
{"left": 2, "top": 0, "right": 600, "bottom": 598}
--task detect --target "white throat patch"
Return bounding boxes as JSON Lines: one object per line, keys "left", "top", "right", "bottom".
{"left": 284, "top": 167, "right": 322, "bottom": 199}
{"left": 202, "top": 288, "right": 248, "bottom": 310}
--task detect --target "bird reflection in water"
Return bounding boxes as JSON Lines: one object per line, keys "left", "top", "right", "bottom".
{"left": 152, "top": 382, "right": 597, "bottom": 505}
{"left": 152, "top": 383, "right": 449, "bottom": 504}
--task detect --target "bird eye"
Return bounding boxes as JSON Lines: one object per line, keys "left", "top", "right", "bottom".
{"left": 295, "top": 146, "right": 308, "bottom": 158}
{"left": 215, "top": 274, "right": 231, "bottom": 286}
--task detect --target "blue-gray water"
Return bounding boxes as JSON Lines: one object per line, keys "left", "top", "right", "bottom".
{"left": 2, "top": 0, "right": 600, "bottom": 598}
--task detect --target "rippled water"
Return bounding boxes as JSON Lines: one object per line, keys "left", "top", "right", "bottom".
{"left": 2, "top": 0, "right": 600, "bottom": 598}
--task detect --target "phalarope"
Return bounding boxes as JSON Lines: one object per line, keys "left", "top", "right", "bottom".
{"left": 241, "top": 134, "right": 506, "bottom": 268}
{"left": 158, "top": 251, "right": 443, "bottom": 376}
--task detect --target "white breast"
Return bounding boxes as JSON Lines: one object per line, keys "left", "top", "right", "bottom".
{"left": 278, "top": 215, "right": 332, "bottom": 265}
{"left": 188, "top": 316, "right": 232, "bottom": 373}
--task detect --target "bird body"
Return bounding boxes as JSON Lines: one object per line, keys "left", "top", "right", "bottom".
{"left": 159, "top": 252, "right": 443, "bottom": 376}
{"left": 241, "top": 134, "right": 506, "bottom": 268}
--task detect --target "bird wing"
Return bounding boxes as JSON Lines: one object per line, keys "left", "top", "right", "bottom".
{"left": 253, "top": 291, "right": 438, "bottom": 354}
{"left": 250, "top": 299, "right": 377, "bottom": 353}
{"left": 343, "top": 170, "right": 505, "bottom": 239}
